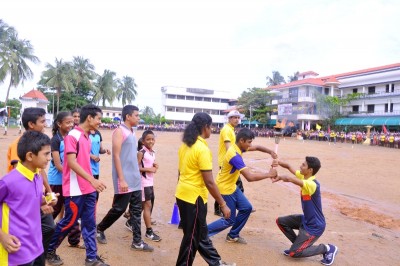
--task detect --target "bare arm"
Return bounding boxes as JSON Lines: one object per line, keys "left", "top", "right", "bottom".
{"left": 272, "top": 174, "right": 304, "bottom": 188}
{"left": 137, "top": 151, "right": 156, "bottom": 173}
{"left": 240, "top": 167, "right": 277, "bottom": 182}
{"left": 52, "top": 151, "right": 63, "bottom": 172}
{"left": 277, "top": 160, "right": 296, "bottom": 175}
{"left": 202, "top": 170, "right": 231, "bottom": 219}
{"left": 112, "top": 128, "right": 128, "bottom": 192}
{"left": 224, "top": 141, "right": 231, "bottom": 151}
{"left": 247, "top": 144, "right": 278, "bottom": 159}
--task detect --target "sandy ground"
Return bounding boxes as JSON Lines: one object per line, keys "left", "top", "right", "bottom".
{"left": 1, "top": 127, "right": 399, "bottom": 266}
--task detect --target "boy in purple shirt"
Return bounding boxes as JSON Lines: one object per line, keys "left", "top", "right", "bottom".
{"left": 0, "top": 131, "right": 51, "bottom": 266}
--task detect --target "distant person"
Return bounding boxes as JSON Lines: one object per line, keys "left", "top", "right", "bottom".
{"left": 71, "top": 108, "right": 81, "bottom": 127}
{"left": 137, "top": 130, "right": 160, "bottom": 242}
{"left": 207, "top": 128, "right": 277, "bottom": 244}
{"left": 46, "top": 104, "right": 109, "bottom": 266}
{"left": 96, "top": 105, "right": 154, "bottom": 252}
{"left": 175, "top": 112, "right": 235, "bottom": 266}
{"left": 273, "top": 157, "right": 338, "bottom": 266}
{"left": 0, "top": 131, "right": 51, "bottom": 265}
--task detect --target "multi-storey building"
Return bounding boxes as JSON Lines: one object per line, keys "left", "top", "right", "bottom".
{"left": 161, "top": 86, "right": 237, "bottom": 127}
{"left": 267, "top": 63, "right": 400, "bottom": 130}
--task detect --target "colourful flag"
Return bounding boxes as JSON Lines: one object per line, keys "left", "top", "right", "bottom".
{"left": 316, "top": 123, "right": 321, "bottom": 131}
{"left": 382, "top": 125, "right": 388, "bottom": 134}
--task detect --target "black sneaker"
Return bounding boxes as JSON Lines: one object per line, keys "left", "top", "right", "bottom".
{"left": 96, "top": 230, "right": 107, "bottom": 244}
{"left": 321, "top": 244, "right": 338, "bottom": 266}
{"left": 46, "top": 250, "right": 64, "bottom": 266}
{"left": 145, "top": 230, "right": 162, "bottom": 242}
{"left": 219, "top": 260, "right": 236, "bottom": 266}
{"left": 125, "top": 220, "right": 133, "bottom": 232}
{"left": 85, "top": 255, "right": 109, "bottom": 266}
{"left": 131, "top": 240, "right": 154, "bottom": 252}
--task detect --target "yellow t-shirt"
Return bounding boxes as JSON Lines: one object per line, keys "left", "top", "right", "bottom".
{"left": 218, "top": 123, "right": 235, "bottom": 167}
{"left": 175, "top": 136, "right": 213, "bottom": 204}
{"left": 295, "top": 170, "right": 317, "bottom": 195}
{"left": 216, "top": 143, "right": 247, "bottom": 195}
{"left": 7, "top": 136, "right": 21, "bottom": 173}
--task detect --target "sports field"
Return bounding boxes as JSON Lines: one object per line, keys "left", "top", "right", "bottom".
{"left": 0, "top": 128, "right": 399, "bottom": 266}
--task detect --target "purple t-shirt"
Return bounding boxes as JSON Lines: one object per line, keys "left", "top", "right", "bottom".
{"left": 0, "top": 164, "right": 43, "bottom": 265}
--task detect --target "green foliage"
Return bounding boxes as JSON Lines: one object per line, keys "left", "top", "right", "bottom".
{"left": 0, "top": 98, "right": 22, "bottom": 118}
{"left": 237, "top": 87, "right": 274, "bottom": 124}
{"left": 266, "top": 71, "right": 286, "bottom": 86}
{"left": 101, "top": 117, "right": 113, "bottom": 123}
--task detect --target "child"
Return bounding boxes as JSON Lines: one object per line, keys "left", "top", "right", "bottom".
{"left": 46, "top": 104, "right": 108, "bottom": 266}
{"left": 71, "top": 108, "right": 81, "bottom": 128}
{"left": 273, "top": 156, "right": 338, "bottom": 265}
{"left": 137, "top": 130, "right": 160, "bottom": 241}
{"left": 0, "top": 131, "right": 51, "bottom": 265}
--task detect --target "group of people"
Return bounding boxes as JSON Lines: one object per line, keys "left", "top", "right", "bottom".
{"left": 175, "top": 110, "right": 339, "bottom": 266}
{"left": 0, "top": 105, "right": 339, "bottom": 266}
{"left": 0, "top": 104, "right": 160, "bottom": 266}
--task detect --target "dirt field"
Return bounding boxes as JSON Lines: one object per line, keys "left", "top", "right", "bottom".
{"left": 1, "top": 128, "right": 399, "bottom": 266}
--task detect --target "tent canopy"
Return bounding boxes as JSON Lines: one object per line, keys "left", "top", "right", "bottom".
{"left": 335, "top": 117, "right": 400, "bottom": 126}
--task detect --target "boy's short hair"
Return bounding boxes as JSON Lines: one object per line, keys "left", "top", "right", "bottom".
{"left": 122, "top": 105, "right": 139, "bottom": 121}
{"left": 306, "top": 156, "right": 321, "bottom": 175}
{"left": 17, "top": 131, "right": 51, "bottom": 162}
{"left": 21, "top": 107, "right": 46, "bottom": 130}
{"left": 236, "top": 128, "right": 255, "bottom": 143}
{"left": 80, "top": 104, "right": 102, "bottom": 124}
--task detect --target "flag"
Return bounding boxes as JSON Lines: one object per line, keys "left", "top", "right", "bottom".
{"left": 328, "top": 125, "right": 331, "bottom": 134}
{"left": 316, "top": 123, "right": 321, "bottom": 131}
{"left": 382, "top": 125, "right": 388, "bottom": 134}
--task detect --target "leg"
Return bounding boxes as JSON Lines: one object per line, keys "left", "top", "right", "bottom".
{"left": 288, "top": 226, "right": 326, "bottom": 258}
{"left": 129, "top": 190, "right": 143, "bottom": 244}
{"left": 208, "top": 194, "right": 236, "bottom": 237}
{"left": 276, "top": 214, "right": 303, "bottom": 243}
{"left": 228, "top": 187, "right": 252, "bottom": 239}
{"left": 80, "top": 192, "right": 98, "bottom": 260}
{"left": 33, "top": 212, "right": 55, "bottom": 266}
{"left": 97, "top": 192, "right": 132, "bottom": 232}
{"left": 67, "top": 222, "right": 82, "bottom": 246}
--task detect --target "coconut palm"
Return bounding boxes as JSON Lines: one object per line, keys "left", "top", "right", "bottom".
{"left": 266, "top": 71, "right": 286, "bottom": 86}
{"left": 93, "top": 70, "right": 116, "bottom": 107}
{"left": 0, "top": 20, "right": 40, "bottom": 112}
{"left": 39, "top": 58, "right": 76, "bottom": 113}
{"left": 116, "top": 75, "right": 137, "bottom": 106}
{"left": 287, "top": 71, "right": 300, "bottom": 82}
{"left": 72, "top": 56, "right": 96, "bottom": 87}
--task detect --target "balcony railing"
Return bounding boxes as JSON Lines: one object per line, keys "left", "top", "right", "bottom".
{"left": 344, "top": 111, "right": 400, "bottom": 117}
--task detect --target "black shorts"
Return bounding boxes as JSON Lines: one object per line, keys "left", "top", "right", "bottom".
{"left": 142, "top": 186, "right": 154, "bottom": 201}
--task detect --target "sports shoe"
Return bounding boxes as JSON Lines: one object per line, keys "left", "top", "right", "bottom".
{"left": 283, "top": 249, "right": 290, "bottom": 256}
{"left": 68, "top": 243, "right": 86, "bottom": 249}
{"left": 146, "top": 230, "right": 162, "bottom": 242}
{"left": 225, "top": 235, "right": 247, "bottom": 244}
{"left": 46, "top": 250, "right": 64, "bottom": 266}
{"left": 125, "top": 220, "right": 133, "bottom": 232}
{"left": 321, "top": 244, "right": 338, "bottom": 265}
{"left": 96, "top": 230, "right": 107, "bottom": 244}
{"left": 131, "top": 240, "right": 154, "bottom": 252}
{"left": 219, "top": 260, "right": 236, "bottom": 266}
{"left": 85, "top": 255, "right": 109, "bottom": 266}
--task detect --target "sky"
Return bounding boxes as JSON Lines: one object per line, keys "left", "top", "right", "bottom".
{"left": 1, "top": 0, "right": 399, "bottom": 114}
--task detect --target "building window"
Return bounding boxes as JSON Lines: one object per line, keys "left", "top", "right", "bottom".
{"left": 176, "top": 107, "right": 184, "bottom": 113}
{"left": 386, "top": 84, "right": 390, "bottom": 93}
{"left": 353, "top": 88, "right": 358, "bottom": 93}
{"left": 204, "top": 97, "right": 211, "bottom": 102}
{"left": 112, "top": 113, "right": 115, "bottom": 117}
{"left": 186, "top": 96, "right": 194, "bottom": 100}
{"left": 166, "top": 107, "right": 174, "bottom": 112}
{"left": 211, "top": 110, "right": 219, "bottom": 115}
{"left": 185, "top": 108, "right": 194, "bottom": 113}
{"left": 352, "top": 106, "right": 359, "bottom": 113}
{"left": 212, "top": 98, "right": 220, "bottom": 103}
{"left": 391, "top": 84, "right": 395, "bottom": 92}
{"left": 106, "top": 113, "right": 109, "bottom": 116}
{"left": 386, "top": 103, "right": 394, "bottom": 112}
{"left": 367, "top": 105, "right": 374, "bottom": 113}
{"left": 368, "top": 86, "right": 375, "bottom": 94}
{"left": 324, "top": 87, "right": 329, "bottom": 95}
{"left": 195, "top": 96, "right": 203, "bottom": 101}
{"left": 221, "top": 99, "right": 229, "bottom": 103}
{"left": 194, "top": 108, "right": 202, "bottom": 113}
{"left": 167, "top": 94, "right": 176, "bottom": 99}
{"left": 177, "top": 95, "right": 185, "bottom": 100}
{"left": 203, "top": 109, "right": 211, "bottom": 114}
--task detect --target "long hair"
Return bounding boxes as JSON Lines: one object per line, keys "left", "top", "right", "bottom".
{"left": 182, "top": 112, "right": 212, "bottom": 147}
{"left": 52, "top": 111, "right": 71, "bottom": 136}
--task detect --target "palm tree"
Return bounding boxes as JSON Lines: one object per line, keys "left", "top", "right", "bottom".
{"left": 0, "top": 21, "right": 40, "bottom": 113}
{"left": 287, "top": 71, "right": 299, "bottom": 82}
{"left": 72, "top": 56, "right": 95, "bottom": 87}
{"left": 266, "top": 71, "right": 286, "bottom": 86}
{"left": 93, "top": 70, "right": 116, "bottom": 107}
{"left": 39, "top": 58, "right": 76, "bottom": 113}
{"left": 116, "top": 75, "right": 137, "bottom": 106}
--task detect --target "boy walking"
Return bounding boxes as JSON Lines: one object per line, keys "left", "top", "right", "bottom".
{"left": 96, "top": 105, "right": 153, "bottom": 252}
{"left": 0, "top": 131, "right": 51, "bottom": 265}
{"left": 273, "top": 156, "right": 338, "bottom": 265}
{"left": 46, "top": 104, "right": 109, "bottom": 266}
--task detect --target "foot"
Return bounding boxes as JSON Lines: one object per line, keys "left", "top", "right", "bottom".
{"left": 85, "top": 255, "right": 109, "bottom": 266}
{"left": 68, "top": 243, "right": 86, "bottom": 249}
{"left": 225, "top": 235, "right": 247, "bottom": 244}
{"left": 131, "top": 240, "right": 154, "bottom": 252}
{"left": 321, "top": 244, "right": 338, "bottom": 265}
{"left": 219, "top": 260, "right": 236, "bottom": 266}
{"left": 283, "top": 249, "right": 290, "bottom": 256}
{"left": 125, "top": 220, "right": 133, "bottom": 232}
{"left": 146, "top": 230, "right": 162, "bottom": 242}
{"left": 46, "top": 250, "right": 64, "bottom": 266}
{"left": 96, "top": 230, "right": 107, "bottom": 244}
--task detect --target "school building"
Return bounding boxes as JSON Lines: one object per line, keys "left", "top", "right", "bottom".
{"left": 160, "top": 86, "right": 237, "bottom": 127}
{"left": 267, "top": 63, "right": 400, "bottom": 130}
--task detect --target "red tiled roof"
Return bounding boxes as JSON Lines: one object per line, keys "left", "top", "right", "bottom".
{"left": 329, "top": 62, "right": 400, "bottom": 78}
{"left": 266, "top": 78, "right": 326, "bottom": 90}
{"left": 21, "top": 89, "right": 49, "bottom": 101}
